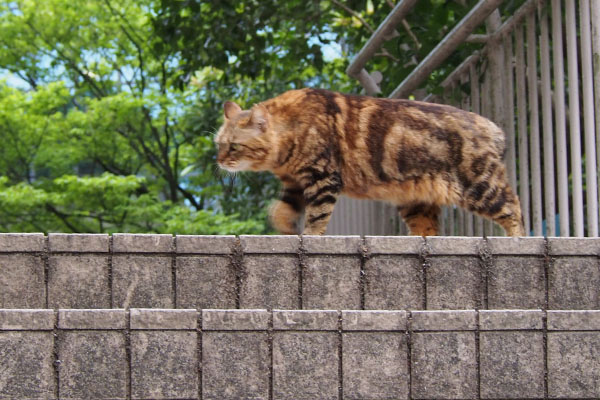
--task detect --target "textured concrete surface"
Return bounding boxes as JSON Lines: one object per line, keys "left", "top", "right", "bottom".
{"left": 48, "top": 256, "right": 110, "bottom": 309}
{"left": 176, "top": 256, "right": 236, "bottom": 309}
{"left": 303, "top": 255, "right": 361, "bottom": 309}
{"left": 0, "top": 309, "right": 599, "bottom": 399}
{"left": 0, "top": 254, "right": 45, "bottom": 308}
{"left": 1, "top": 234, "right": 599, "bottom": 311}
{"left": 112, "top": 255, "right": 173, "bottom": 308}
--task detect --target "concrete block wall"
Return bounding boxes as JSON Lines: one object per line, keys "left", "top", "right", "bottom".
{"left": 1, "top": 309, "right": 599, "bottom": 399}
{"left": 1, "top": 234, "right": 599, "bottom": 310}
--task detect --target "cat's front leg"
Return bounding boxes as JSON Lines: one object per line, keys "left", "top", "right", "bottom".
{"left": 269, "top": 186, "right": 305, "bottom": 234}
{"left": 301, "top": 172, "right": 342, "bottom": 235}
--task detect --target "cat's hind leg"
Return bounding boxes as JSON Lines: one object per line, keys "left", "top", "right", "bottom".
{"left": 399, "top": 203, "right": 441, "bottom": 236}
{"left": 465, "top": 182, "right": 525, "bottom": 237}
{"left": 269, "top": 186, "right": 305, "bottom": 234}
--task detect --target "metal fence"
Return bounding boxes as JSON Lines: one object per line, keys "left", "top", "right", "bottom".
{"left": 328, "top": 0, "right": 600, "bottom": 237}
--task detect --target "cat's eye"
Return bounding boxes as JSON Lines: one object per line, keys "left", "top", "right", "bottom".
{"left": 230, "top": 143, "right": 241, "bottom": 151}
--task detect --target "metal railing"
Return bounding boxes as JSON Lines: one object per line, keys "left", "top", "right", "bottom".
{"left": 328, "top": 0, "right": 600, "bottom": 237}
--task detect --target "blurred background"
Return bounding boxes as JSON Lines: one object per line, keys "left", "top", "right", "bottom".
{"left": 0, "top": 0, "right": 540, "bottom": 234}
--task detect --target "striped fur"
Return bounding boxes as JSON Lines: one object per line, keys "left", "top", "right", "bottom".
{"left": 216, "top": 89, "right": 525, "bottom": 236}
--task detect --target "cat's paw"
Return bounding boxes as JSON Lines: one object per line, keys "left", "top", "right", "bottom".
{"left": 268, "top": 200, "right": 301, "bottom": 235}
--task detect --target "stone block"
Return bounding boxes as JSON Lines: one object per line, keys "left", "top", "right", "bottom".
{"left": 130, "top": 308, "right": 197, "bottom": 330}
{"left": 203, "top": 332, "right": 269, "bottom": 400}
{"left": 203, "top": 309, "right": 270, "bottom": 331}
{"left": 0, "top": 254, "right": 45, "bottom": 308}
{"left": 549, "top": 256, "right": 600, "bottom": 309}
{"left": 411, "top": 310, "right": 477, "bottom": 331}
{"left": 479, "top": 310, "right": 544, "bottom": 330}
{"left": 58, "top": 331, "right": 127, "bottom": 399}
{"left": 548, "top": 237, "right": 600, "bottom": 255}
{"left": 364, "top": 256, "right": 423, "bottom": 309}
{"left": 343, "top": 332, "right": 408, "bottom": 399}
{"left": 302, "top": 235, "right": 361, "bottom": 254}
{"left": 0, "top": 233, "right": 45, "bottom": 252}
{"left": 112, "top": 233, "right": 172, "bottom": 253}
{"left": 58, "top": 309, "right": 127, "bottom": 330}
{"left": 548, "top": 332, "right": 600, "bottom": 398}
{"left": 176, "top": 256, "right": 236, "bottom": 309}
{"left": 240, "top": 235, "right": 300, "bottom": 253}
{"left": 426, "top": 236, "right": 482, "bottom": 255}
{"left": 48, "top": 233, "right": 109, "bottom": 253}
{"left": 487, "top": 256, "right": 545, "bottom": 309}
{"left": 240, "top": 255, "right": 299, "bottom": 309}
{"left": 303, "top": 256, "right": 360, "bottom": 309}
{"left": 487, "top": 236, "right": 546, "bottom": 255}
{"left": 273, "top": 332, "right": 338, "bottom": 400}
{"left": 0, "top": 309, "right": 54, "bottom": 330}
{"left": 364, "top": 235, "right": 422, "bottom": 254}
{"left": 176, "top": 235, "right": 236, "bottom": 254}
{"left": 342, "top": 310, "right": 407, "bottom": 331}
{"left": 547, "top": 310, "right": 600, "bottom": 330}
{"left": 426, "top": 256, "right": 483, "bottom": 309}
{"left": 131, "top": 331, "right": 198, "bottom": 399}
{"left": 273, "top": 310, "right": 338, "bottom": 331}
{"left": 0, "top": 331, "right": 55, "bottom": 399}
{"left": 48, "top": 256, "right": 110, "bottom": 309}
{"left": 112, "top": 255, "right": 173, "bottom": 308}
{"left": 480, "top": 331, "right": 544, "bottom": 399}
{"left": 411, "top": 332, "right": 477, "bottom": 399}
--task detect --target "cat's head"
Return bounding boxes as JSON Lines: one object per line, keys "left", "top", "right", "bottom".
{"left": 215, "top": 101, "right": 274, "bottom": 172}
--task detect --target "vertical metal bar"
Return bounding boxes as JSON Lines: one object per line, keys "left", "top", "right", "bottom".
{"left": 580, "top": 0, "right": 598, "bottom": 236}
{"left": 515, "top": 25, "right": 531, "bottom": 235}
{"left": 470, "top": 62, "right": 485, "bottom": 236}
{"left": 552, "top": 0, "right": 570, "bottom": 237}
{"left": 565, "top": 0, "right": 585, "bottom": 236}
{"left": 539, "top": 5, "right": 556, "bottom": 236}
{"left": 503, "top": 34, "right": 518, "bottom": 192}
{"left": 461, "top": 71, "right": 475, "bottom": 237}
{"left": 592, "top": 0, "right": 600, "bottom": 229}
{"left": 526, "top": 12, "right": 543, "bottom": 236}
{"left": 439, "top": 207, "right": 446, "bottom": 235}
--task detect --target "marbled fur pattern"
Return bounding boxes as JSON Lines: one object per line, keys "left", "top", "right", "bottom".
{"left": 216, "top": 88, "right": 525, "bottom": 237}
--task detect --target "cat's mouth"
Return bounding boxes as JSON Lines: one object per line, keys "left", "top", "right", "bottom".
{"left": 219, "top": 160, "right": 252, "bottom": 172}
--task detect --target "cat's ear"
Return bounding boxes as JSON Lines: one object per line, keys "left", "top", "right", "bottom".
{"left": 250, "top": 104, "right": 268, "bottom": 132}
{"left": 224, "top": 101, "right": 242, "bottom": 119}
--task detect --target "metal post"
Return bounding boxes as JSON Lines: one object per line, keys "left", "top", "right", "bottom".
{"left": 515, "top": 25, "right": 531, "bottom": 235}
{"left": 592, "top": 0, "right": 600, "bottom": 229}
{"left": 390, "top": 0, "right": 504, "bottom": 98}
{"left": 539, "top": 5, "right": 556, "bottom": 236}
{"left": 580, "top": 0, "right": 598, "bottom": 236}
{"left": 551, "top": 0, "right": 570, "bottom": 237}
{"left": 565, "top": 0, "right": 585, "bottom": 237}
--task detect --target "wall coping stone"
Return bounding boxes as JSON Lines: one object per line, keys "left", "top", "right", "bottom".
{"left": 273, "top": 310, "right": 338, "bottom": 330}
{"left": 58, "top": 309, "right": 127, "bottom": 330}
{"left": 0, "top": 233, "right": 45, "bottom": 252}
{"left": 479, "top": 310, "right": 544, "bottom": 330}
{"left": 202, "top": 309, "right": 270, "bottom": 331}
{"left": 547, "top": 310, "right": 600, "bottom": 330}
{"left": 364, "top": 236, "right": 422, "bottom": 255}
{"left": 176, "top": 235, "right": 236, "bottom": 254}
{"left": 0, "top": 309, "right": 55, "bottom": 330}
{"left": 411, "top": 310, "right": 477, "bottom": 331}
{"left": 487, "top": 236, "right": 546, "bottom": 255}
{"left": 240, "top": 235, "right": 300, "bottom": 254}
{"left": 112, "top": 233, "right": 173, "bottom": 253}
{"left": 48, "top": 233, "right": 109, "bottom": 253}
{"left": 301, "top": 235, "right": 361, "bottom": 254}
{"left": 130, "top": 308, "right": 197, "bottom": 330}
{"left": 342, "top": 310, "right": 407, "bottom": 331}
{"left": 425, "top": 236, "right": 482, "bottom": 255}
{"left": 548, "top": 237, "right": 600, "bottom": 256}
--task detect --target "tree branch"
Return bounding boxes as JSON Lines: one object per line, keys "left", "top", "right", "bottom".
{"left": 330, "top": 0, "right": 374, "bottom": 33}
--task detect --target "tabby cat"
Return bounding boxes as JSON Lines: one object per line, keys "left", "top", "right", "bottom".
{"left": 216, "top": 88, "right": 525, "bottom": 237}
